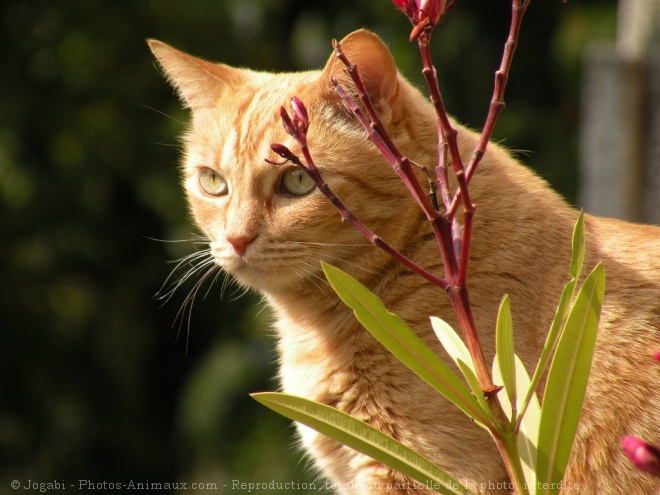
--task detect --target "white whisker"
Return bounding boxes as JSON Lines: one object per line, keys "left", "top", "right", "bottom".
{"left": 150, "top": 235, "right": 230, "bottom": 352}
{"left": 289, "top": 240, "right": 371, "bottom": 248}
{"left": 220, "top": 272, "right": 235, "bottom": 300}
{"left": 151, "top": 235, "right": 375, "bottom": 351}
{"left": 174, "top": 263, "right": 221, "bottom": 352}
{"left": 294, "top": 262, "right": 338, "bottom": 306}
{"left": 251, "top": 300, "right": 274, "bottom": 323}
{"left": 228, "top": 283, "right": 251, "bottom": 301}
{"left": 202, "top": 268, "right": 224, "bottom": 301}
{"left": 156, "top": 251, "right": 214, "bottom": 305}
{"left": 141, "top": 104, "right": 187, "bottom": 125}
{"left": 299, "top": 261, "right": 331, "bottom": 288}
{"left": 294, "top": 248, "right": 378, "bottom": 276}
{"left": 144, "top": 234, "right": 209, "bottom": 244}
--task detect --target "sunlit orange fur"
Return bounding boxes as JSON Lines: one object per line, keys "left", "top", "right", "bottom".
{"left": 150, "top": 30, "right": 660, "bottom": 494}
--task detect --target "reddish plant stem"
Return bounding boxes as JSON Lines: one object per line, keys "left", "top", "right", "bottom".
{"left": 417, "top": 42, "right": 476, "bottom": 292}
{"left": 332, "top": 36, "right": 498, "bottom": 393}
{"left": 448, "top": 286, "right": 483, "bottom": 380}
{"left": 331, "top": 45, "right": 462, "bottom": 281}
{"left": 415, "top": 34, "right": 493, "bottom": 391}
{"left": 331, "top": 43, "right": 441, "bottom": 221}
{"left": 272, "top": 3, "right": 534, "bottom": 490}
{"left": 447, "top": 0, "right": 530, "bottom": 218}
{"left": 331, "top": 78, "right": 437, "bottom": 219}
{"left": 417, "top": 38, "right": 477, "bottom": 284}
{"left": 270, "top": 140, "right": 449, "bottom": 290}
{"left": 275, "top": 0, "right": 530, "bottom": 397}
{"left": 418, "top": 39, "right": 474, "bottom": 225}
{"left": 410, "top": 0, "right": 529, "bottom": 396}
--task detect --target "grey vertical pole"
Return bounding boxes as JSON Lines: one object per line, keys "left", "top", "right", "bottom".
{"left": 579, "top": 45, "right": 645, "bottom": 221}
{"left": 644, "top": 45, "right": 660, "bottom": 224}
{"left": 579, "top": 0, "right": 660, "bottom": 224}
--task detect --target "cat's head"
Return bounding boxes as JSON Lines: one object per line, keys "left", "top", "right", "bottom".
{"left": 149, "top": 30, "right": 434, "bottom": 293}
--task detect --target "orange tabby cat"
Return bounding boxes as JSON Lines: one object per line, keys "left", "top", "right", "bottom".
{"left": 149, "top": 30, "right": 660, "bottom": 494}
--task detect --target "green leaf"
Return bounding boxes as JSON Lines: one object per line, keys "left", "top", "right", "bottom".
{"left": 322, "top": 263, "right": 491, "bottom": 428}
{"left": 523, "top": 280, "right": 575, "bottom": 414}
{"left": 252, "top": 392, "right": 477, "bottom": 495}
{"left": 494, "top": 355, "right": 541, "bottom": 491}
{"left": 570, "top": 211, "right": 585, "bottom": 280}
{"left": 513, "top": 357, "right": 541, "bottom": 494}
{"left": 496, "top": 295, "right": 516, "bottom": 413}
{"left": 522, "top": 213, "right": 584, "bottom": 420}
{"left": 535, "top": 263, "right": 605, "bottom": 495}
{"left": 430, "top": 318, "right": 489, "bottom": 416}
{"left": 430, "top": 316, "right": 475, "bottom": 375}
{"left": 456, "top": 359, "right": 491, "bottom": 416}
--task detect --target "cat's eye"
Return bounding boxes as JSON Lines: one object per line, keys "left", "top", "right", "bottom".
{"left": 198, "top": 167, "right": 228, "bottom": 197}
{"left": 279, "top": 167, "right": 316, "bottom": 197}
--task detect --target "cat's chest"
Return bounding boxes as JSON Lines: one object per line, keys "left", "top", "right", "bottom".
{"left": 273, "top": 308, "right": 392, "bottom": 406}
{"left": 276, "top": 319, "right": 357, "bottom": 398}
{"left": 274, "top": 315, "right": 401, "bottom": 457}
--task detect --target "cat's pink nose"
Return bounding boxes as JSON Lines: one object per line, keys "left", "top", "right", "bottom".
{"left": 226, "top": 233, "right": 257, "bottom": 256}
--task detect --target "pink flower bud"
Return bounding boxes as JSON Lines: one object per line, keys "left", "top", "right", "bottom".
{"left": 420, "top": 0, "right": 446, "bottom": 26}
{"left": 270, "top": 143, "right": 295, "bottom": 162}
{"left": 392, "top": 0, "right": 419, "bottom": 18}
{"left": 622, "top": 436, "right": 660, "bottom": 477}
{"left": 279, "top": 106, "right": 296, "bottom": 137}
{"left": 290, "top": 96, "right": 309, "bottom": 135}
{"left": 393, "top": 0, "right": 445, "bottom": 25}
{"left": 654, "top": 351, "right": 660, "bottom": 363}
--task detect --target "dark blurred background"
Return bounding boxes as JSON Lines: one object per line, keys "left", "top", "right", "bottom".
{"left": 0, "top": 0, "right": 616, "bottom": 493}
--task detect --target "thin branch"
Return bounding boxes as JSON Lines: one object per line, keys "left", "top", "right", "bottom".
{"left": 412, "top": 31, "right": 493, "bottom": 391}
{"left": 332, "top": 42, "right": 463, "bottom": 281}
{"left": 418, "top": 39, "right": 475, "bottom": 225}
{"left": 331, "top": 43, "right": 440, "bottom": 221}
{"left": 269, "top": 141, "right": 449, "bottom": 290}
{"left": 447, "top": 0, "right": 530, "bottom": 218}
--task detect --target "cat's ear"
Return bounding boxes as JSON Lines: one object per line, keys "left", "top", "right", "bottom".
{"left": 148, "top": 40, "right": 245, "bottom": 109}
{"left": 321, "top": 30, "right": 400, "bottom": 122}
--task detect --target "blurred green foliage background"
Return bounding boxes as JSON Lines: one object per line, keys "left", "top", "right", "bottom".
{"left": 1, "top": 0, "right": 616, "bottom": 493}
